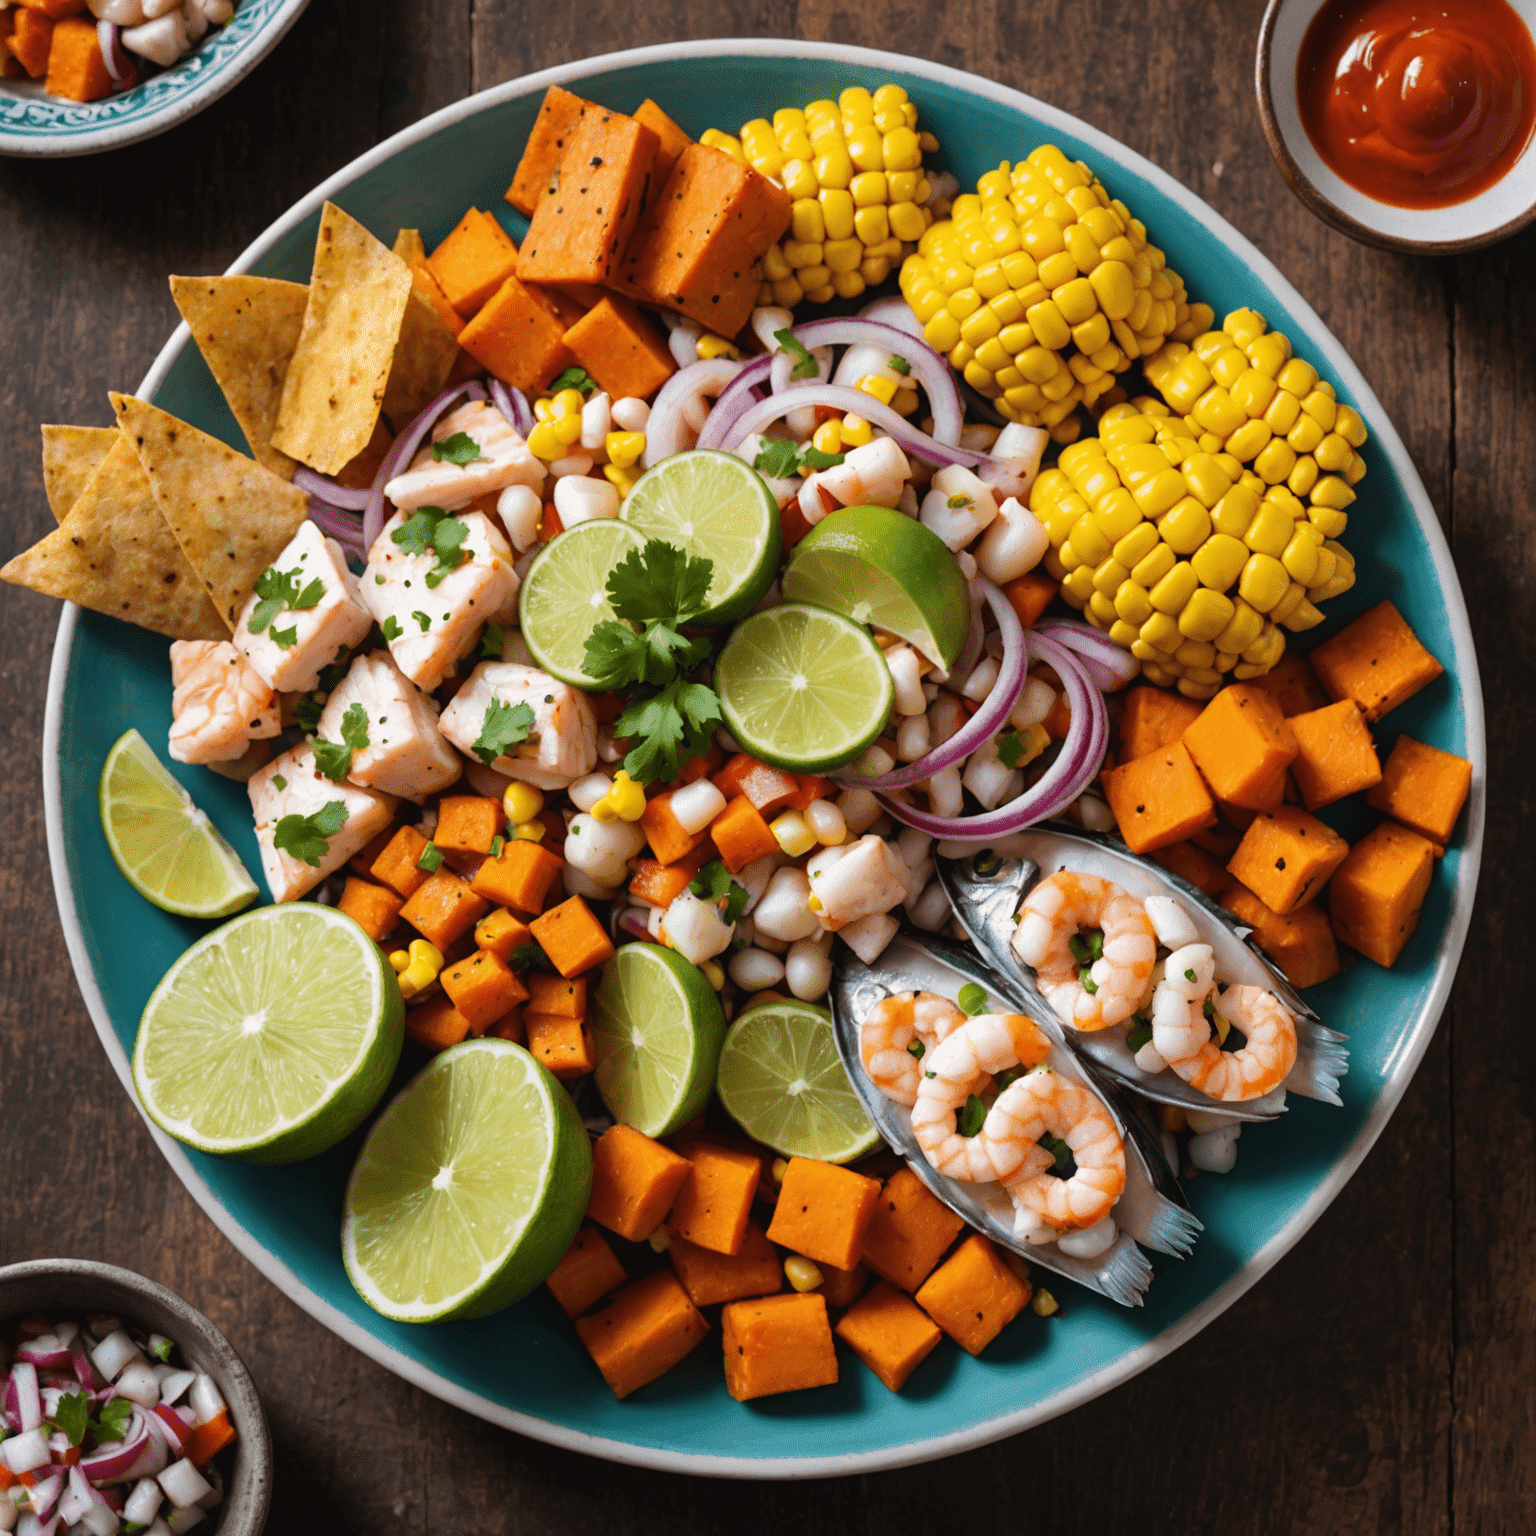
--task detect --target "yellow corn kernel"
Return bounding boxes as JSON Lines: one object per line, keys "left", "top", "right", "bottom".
{"left": 591, "top": 769, "right": 645, "bottom": 824}
{"left": 701, "top": 127, "right": 746, "bottom": 161}
{"left": 502, "top": 782, "right": 544, "bottom": 824}
{"left": 1190, "top": 532, "right": 1248, "bottom": 591}
{"left": 853, "top": 204, "right": 890, "bottom": 246}
{"left": 824, "top": 237, "right": 863, "bottom": 274}
{"left": 388, "top": 949, "right": 409, "bottom": 974}
{"left": 1032, "top": 1288, "right": 1059, "bottom": 1318}
{"left": 1157, "top": 497, "right": 1212, "bottom": 555}
{"left": 697, "top": 333, "right": 741, "bottom": 361}
{"left": 770, "top": 810, "right": 817, "bottom": 858}
{"left": 1242, "top": 499, "right": 1295, "bottom": 557}
{"left": 1311, "top": 475, "right": 1356, "bottom": 510}
{"left": 526, "top": 420, "right": 566, "bottom": 461}
{"left": 552, "top": 388, "right": 585, "bottom": 418}
{"left": 784, "top": 1255, "right": 824, "bottom": 1293}
{"left": 841, "top": 413, "right": 875, "bottom": 446}
{"left": 702, "top": 961, "right": 726, "bottom": 991}
{"left": 603, "top": 431, "right": 645, "bottom": 471}
{"left": 1149, "top": 560, "right": 1199, "bottom": 614}
{"left": 604, "top": 463, "right": 640, "bottom": 498}
{"left": 1238, "top": 553, "right": 1291, "bottom": 612}
{"left": 1178, "top": 587, "right": 1236, "bottom": 642}
{"left": 859, "top": 373, "right": 900, "bottom": 405}
{"left": 532, "top": 396, "right": 556, "bottom": 423}
{"left": 394, "top": 938, "right": 444, "bottom": 1000}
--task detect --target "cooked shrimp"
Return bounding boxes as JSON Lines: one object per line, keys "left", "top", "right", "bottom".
{"left": 911, "top": 1013, "right": 1052, "bottom": 1181}
{"left": 999, "top": 1069, "right": 1126, "bottom": 1232}
{"left": 1150, "top": 943, "right": 1217, "bottom": 1065}
{"left": 1167, "top": 985, "right": 1298, "bottom": 1102}
{"left": 859, "top": 991, "right": 967, "bottom": 1108}
{"left": 1012, "top": 871, "right": 1156, "bottom": 1030}
{"left": 167, "top": 640, "right": 280, "bottom": 765}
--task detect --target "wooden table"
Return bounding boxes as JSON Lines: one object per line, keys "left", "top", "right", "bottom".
{"left": 2, "top": 1, "right": 1528, "bottom": 1528}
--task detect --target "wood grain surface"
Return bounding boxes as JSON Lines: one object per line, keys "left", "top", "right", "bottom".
{"left": 0, "top": 1, "right": 1528, "bottom": 1530}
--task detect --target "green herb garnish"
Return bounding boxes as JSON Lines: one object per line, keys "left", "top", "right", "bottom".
{"left": 312, "top": 701, "right": 371, "bottom": 782}
{"left": 472, "top": 698, "right": 536, "bottom": 766}
{"left": 431, "top": 431, "right": 488, "bottom": 466}
{"left": 248, "top": 564, "right": 324, "bottom": 636}
{"left": 273, "top": 801, "right": 349, "bottom": 867}
{"left": 907, "top": 1038, "right": 925, "bottom": 1060}
{"left": 416, "top": 841, "right": 444, "bottom": 873}
{"left": 380, "top": 615, "right": 403, "bottom": 642}
{"left": 688, "top": 860, "right": 750, "bottom": 924}
{"left": 752, "top": 439, "right": 846, "bottom": 479}
{"left": 47, "top": 1391, "right": 90, "bottom": 1447}
{"left": 550, "top": 366, "right": 596, "bottom": 395}
{"left": 772, "top": 327, "right": 820, "bottom": 381}
{"left": 888, "top": 354, "right": 911, "bottom": 375}
{"left": 957, "top": 1094, "right": 987, "bottom": 1137}
{"left": 481, "top": 623, "right": 504, "bottom": 660}
{"left": 392, "top": 506, "right": 470, "bottom": 588}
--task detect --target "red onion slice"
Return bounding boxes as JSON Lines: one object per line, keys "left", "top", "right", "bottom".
{"left": 292, "top": 467, "right": 369, "bottom": 512}
{"left": 1037, "top": 617, "right": 1141, "bottom": 690}
{"left": 488, "top": 378, "right": 534, "bottom": 438}
{"left": 642, "top": 358, "right": 743, "bottom": 466}
{"left": 361, "top": 381, "right": 485, "bottom": 552}
{"left": 70, "top": 1337, "right": 107, "bottom": 1394}
{"left": 305, "top": 497, "right": 366, "bottom": 558}
{"left": 147, "top": 1404, "right": 191, "bottom": 1452}
{"left": 692, "top": 354, "right": 774, "bottom": 451}
{"left": 12, "top": 1361, "right": 41, "bottom": 1432}
{"left": 97, "top": 21, "right": 134, "bottom": 88}
{"left": 79, "top": 1411, "right": 149, "bottom": 1483}
{"left": 858, "top": 294, "right": 927, "bottom": 342}
{"left": 14, "top": 1339, "right": 71, "bottom": 1370}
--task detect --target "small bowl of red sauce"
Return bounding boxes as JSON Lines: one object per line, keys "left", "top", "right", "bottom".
{"left": 1257, "top": 0, "right": 1536, "bottom": 251}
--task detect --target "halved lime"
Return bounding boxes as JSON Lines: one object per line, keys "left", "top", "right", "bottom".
{"left": 133, "top": 904, "right": 403, "bottom": 1163}
{"left": 713, "top": 602, "right": 894, "bottom": 772}
{"left": 343, "top": 1039, "right": 591, "bottom": 1322}
{"left": 620, "top": 450, "right": 780, "bottom": 624}
{"left": 589, "top": 943, "right": 727, "bottom": 1137}
{"left": 518, "top": 518, "right": 644, "bottom": 686}
{"left": 782, "top": 505, "right": 971, "bottom": 669}
{"left": 715, "top": 1000, "right": 880, "bottom": 1163}
{"left": 100, "top": 729, "right": 258, "bottom": 918}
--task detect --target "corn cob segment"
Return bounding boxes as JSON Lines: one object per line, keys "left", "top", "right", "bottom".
{"left": 704, "top": 85, "right": 940, "bottom": 309}
{"left": 899, "top": 146, "right": 1207, "bottom": 442}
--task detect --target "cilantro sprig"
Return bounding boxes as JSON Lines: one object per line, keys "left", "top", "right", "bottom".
{"left": 392, "top": 506, "right": 470, "bottom": 589}
{"left": 550, "top": 366, "right": 597, "bottom": 396}
{"left": 273, "top": 801, "right": 349, "bottom": 867}
{"left": 614, "top": 680, "right": 722, "bottom": 785}
{"left": 584, "top": 540, "right": 715, "bottom": 691}
{"left": 47, "top": 1390, "right": 90, "bottom": 1447}
{"left": 248, "top": 564, "right": 324, "bottom": 637}
{"left": 381, "top": 615, "right": 403, "bottom": 643}
{"left": 431, "top": 432, "right": 488, "bottom": 467}
{"left": 773, "top": 327, "right": 820, "bottom": 381}
{"left": 473, "top": 699, "right": 535, "bottom": 766}
{"left": 688, "top": 860, "right": 749, "bottom": 925}
{"left": 312, "top": 701, "right": 370, "bottom": 782}
{"left": 752, "top": 440, "right": 845, "bottom": 480}
{"left": 480, "top": 623, "right": 504, "bottom": 660}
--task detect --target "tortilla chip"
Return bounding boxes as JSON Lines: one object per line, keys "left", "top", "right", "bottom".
{"left": 169, "top": 274, "right": 310, "bottom": 481}
{"left": 1, "top": 436, "right": 226, "bottom": 641}
{"left": 271, "top": 203, "right": 413, "bottom": 476}
{"left": 393, "top": 228, "right": 427, "bottom": 269}
{"left": 382, "top": 287, "right": 461, "bottom": 426}
{"left": 41, "top": 424, "right": 118, "bottom": 521}
{"left": 110, "top": 393, "right": 311, "bottom": 631}
{"left": 335, "top": 416, "right": 395, "bottom": 492}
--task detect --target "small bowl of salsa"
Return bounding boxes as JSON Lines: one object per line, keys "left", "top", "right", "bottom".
{"left": 1257, "top": 0, "right": 1536, "bottom": 251}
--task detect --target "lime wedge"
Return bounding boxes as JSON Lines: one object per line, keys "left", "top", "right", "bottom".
{"left": 100, "top": 729, "right": 258, "bottom": 918}
{"left": 782, "top": 505, "right": 971, "bottom": 669}
{"left": 620, "top": 450, "right": 780, "bottom": 624}
{"left": 589, "top": 944, "right": 727, "bottom": 1136}
{"left": 715, "top": 1000, "right": 880, "bottom": 1163}
{"left": 343, "top": 1039, "right": 591, "bottom": 1322}
{"left": 518, "top": 518, "right": 645, "bottom": 686}
{"left": 713, "top": 602, "right": 894, "bottom": 772}
{"left": 133, "top": 904, "right": 404, "bottom": 1163}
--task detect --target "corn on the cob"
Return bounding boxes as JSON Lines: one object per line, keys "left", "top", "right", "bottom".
{"left": 899, "top": 146, "right": 1207, "bottom": 443}
{"left": 703, "top": 84, "right": 940, "bottom": 308}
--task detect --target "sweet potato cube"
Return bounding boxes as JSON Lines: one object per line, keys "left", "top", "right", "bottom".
{"left": 639, "top": 790, "right": 707, "bottom": 867}
{"left": 1118, "top": 687, "right": 1205, "bottom": 761}
{"left": 1182, "top": 684, "right": 1299, "bottom": 810}
{"left": 505, "top": 86, "right": 600, "bottom": 216}
{"left": 1250, "top": 650, "right": 1331, "bottom": 717}
{"left": 1327, "top": 821, "right": 1435, "bottom": 968}
{"left": 404, "top": 996, "right": 472, "bottom": 1053}
{"left": 457, "top": 274, "right": 573, "bottom": 395}
{"left": 410, "top": 264, "right": 464, "bottom": 336}
{"left": 633, "top": 98, "right": 693, "bottom": 204}
{"left": 713, "top": 755, "right": 800, "bottom": 818}
{"left": 1227, "top": 806, "right": 1350, "bottom": 915}
{"left": 349, "top": 823, "right": 399, "bottom": 879}
{"left": 669, "top": 1220, "right": 783, "bottom": 1307}
{"left": 1151, "top": 840, "right": 1234, "bottom": 898}
{"left": 812, "top": 1259, "right": 870, "bottom": 1309}
{"left": 398, "top": 868, "right": 489, "bottom": 950}
{"left": 1220, "top": 885, "right": 1340, "bottom": 989}
{"left": 434, "top": 795, "right": 506, "bottom": 855}
{"left": 1368, "top": 735, "right": 1473, "bottom": 845}
{"left": 371, "top": 825, "right": 433, "bottom": 899}
{"left": 915, "top": 1234, "right": 1032, "bottom": 1356}
{"left": 627, "top": 858, "right": 696, "bottom": 910}
{"left": 525, "top": 1011, "right": 595, "bottom": 1078}
{"left": 440, "top": 947, "right": 530, "bottom": 1031}
{"left": 587, "top": 1125, "right": 693, "bottom": 1241}
{"left": 667, "top": 1143, "right": 761, "bottom": 1256}
{"left": 1002, "top": 570, "right": 1059, "bottom": 630}
{"left": 575, "top": 1271, "right": 709, "bottom": 1400}
{"left": 14, "top": 0, "right": 86, "bottom": 18}
{"left": 1309, "top": 601, "right": 1444, "bottom": 722}
{"left": 44, "top": 15, "right": 110, "bottom": 101}
{"left": 562, "top": 296, "right": 676, "bottom": 402}
{"left": 1285, "top": 699, "right": 1381, "bottom": 811}
{"left": 711, "top": 795, "right": 779, "bottom": 874}
{"left": 860, "top": 1169, "right": 966, "bottom": 1293}
{"left": 835, "top": 1281, "right": 944, "bottom": 1393}
{"left": 721, "top": 1293, "right": 838, "bottom": 1402}
{"left": 0, "top": 12, "right": 22, "bottom": 78}
{"left": 474, "top": 906, "right": 533, "bottom": 961}
{"left": 337, "top": 878, "right": 404, "bottom": 943}
{"left": 1101, "top": 740, "right": 1218, "bottom": 854}
{"left": 528, "top": 972, "right": 585, "bottom": 1018}
{"left": 618, "top": 142, "right": 793, "bottom": 336}
{"left": 470, "top": 840, "right": 565, "bottom": 914}
{"left": 488, "top": 1006, "right": 524, "bottom": 1043}
{"left": 546, "top": 1228, "right": 627, "bottom": 1319}
{"left": 766, "top": 1158, "right": 880, "bottom": 1272}
{"left": 6, "top": 8, "right": 52, "bottom": 75}
{"left": 425, "top": 209, "right": 520, "bottom": 317}
{"left": 530, "top": 896, "right": 615, "bottom": 978}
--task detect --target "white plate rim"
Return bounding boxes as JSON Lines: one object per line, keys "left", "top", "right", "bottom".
{"left": 41, "top": 35, "right": 1485, "bottom": 1478}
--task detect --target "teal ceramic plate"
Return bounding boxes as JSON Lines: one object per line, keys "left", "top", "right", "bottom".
{"left": 43, "top": 41, "right": 1484, "bottom": 1476}
{"left": 0, "top": 0, "right": 308, "bottom": 158}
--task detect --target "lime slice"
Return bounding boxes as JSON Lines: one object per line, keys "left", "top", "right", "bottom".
{"left": 518, "top": 518, "right": 645, "bottom": 686}
{"left": 342, "top": 1039, "right": 591, "bottom": 1322}
{"left": 715, "top": 1000, "right": 880, "bottom": 1163}
{"left": 713, "top": 602, "right": 894, "bottom": 772}
{"left": 100, "top": 729, "right": 258, "bottom": 918}
{"left": 133, "top": 904, "right": 404, "bottom": 1163}
{"left": 782, "top": 505, "right": 971, "bottom": 669}
{"left": 589, "top": 944, "right": 727, "bottom": 1137}
{"left": 620, "top": 450, "right": 780, "bottom": 624}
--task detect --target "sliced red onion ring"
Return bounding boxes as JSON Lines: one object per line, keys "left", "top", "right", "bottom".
{"left": 488, "top": 379, "right": 534, "bottom": 438}
{"left": 12, "top": 1361, "right": 41, "bottom": 1432}
{"left": 692, "top": 354, "right": 774, "bottom": 451}
{"left": 858, "top": 294, "right": 927, "bottom": 343}
{"left": 305, "top": 497, "right": 366, "bottom": 557}
{"left": 70, "top": 1337, "right": 107, "bottom": 1394}
{"left": 148, "top": 1404, "right": 192, "bottom": 1452}
{"left": 97, "top": 21, "right": 133, "bottom": 88}
{"left": 15, "top": 1339, "right": 71, "bottom": 1370}
{"left": 641, "top": 357, "right": 743, "bottom": 467}
{"left": 79, "top": 1410, "right": 149, "bottom": 1482}
{"left": 361, "top": 381, "right": 486, "bottom": 552}
{"left": 292, "top": 467, "right": 369, "bottom": 512}
{"left": 1037, "top": 617, "right": 1141, "bottom": 689}
{"left": 947, "top": 584, "right": 985, "bottom": 689}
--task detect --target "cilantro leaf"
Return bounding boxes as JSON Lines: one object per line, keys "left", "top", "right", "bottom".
{"left": 615, "top": 679, "right": 722, "bottom": 785}
{"left": 393, "top": 507, "right": 469, "bottom": 588}
{"left": 511, "top": 941, "right": 551, "bottom": 971}
{"left": 688, "top": 860, "right": 749, "bottom": 924}
{"left": 473, "top": 699, "right": 536, "bottom": 766}
{"left": 294, "top": 695, "right": 323, "bottom": 733}
{"left": 773, "top": 327, "right": 819, "bottom": 381}
{"left": 799, "top": 445, "right": 845, "bottom": 471}
{"left": 480, "top": 623, "right": 504, "bottom": 660}
{"left": 888, "top": 354, "right": 911, "bottom": 375}
{"left": 273, "top": 800, "right": 349, "bottom": 867}
{"left": 752, "top": 439, "right": 801, "bottom": 479}
{"left": 48, "top": 1390, "right": 89, "bottom": 1447}
{"left": 381, "top": 615, "right": 403, "bottom": 642}
{"left": 271, "top": 625, "right": 298, "bottom": 651}
{"left": 248, "top": 564, "right": 325, "bottom": 635}
{"left": 293, "top": 577, "right": 325, "bottom": 610}
{"left": 996, "top": 730, "right": 1027, "bottom": 768}
{"left": 313, "top": 702, "right": 370, "bottom": 782}
{"left": 431, "top": 431, "right": 488, "bottom": 466}
{"left": 607, "top": 540, "right": 714, "bottom": 629}
{"left": 272, "top": 775, "right": 287, "bottom": 791}
{"left": 391, "top": 508, "right": 442, "bottom": 557}
{"left": 550, "top": 366, "right": 596, "bottom": 395}
{"left": 412, "top": 610, "right": 433, "bottom": 632}
{"left": 88, "top": 1396, "right": 135, "bottom": 1445}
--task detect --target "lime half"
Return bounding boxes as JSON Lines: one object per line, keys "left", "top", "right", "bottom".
{"left": 100, "top": 729, "right": 258, "bottom": 918}
{"left": 343, "top": 1039, "right": 591, "bottom": 1322}
{"left": 783, "top": 505, "right": 971, "bottom": 669}
{"left": 518, "top": 518, "right": 644, "bottom": 686}
{"left": 589, "top": 944, "right": 726, "bottom": 1137}
{"left": 713, "top": 602, "right": 894, "bottom": 772}
{"left": 715, "top": 1000, "right": 880, "bottom": 1163}
{"left": 621, "top": 450, "right": 780, "bottom": 624}
{"left": 133, "top": 903, "right": 403, "bottom": 1163}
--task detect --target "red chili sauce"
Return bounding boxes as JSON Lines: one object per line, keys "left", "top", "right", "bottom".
{"left": 1296, "top": 0, "right": 1536, "bottom": 207}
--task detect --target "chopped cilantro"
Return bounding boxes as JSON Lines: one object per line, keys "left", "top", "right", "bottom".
{"left": 294, "top": 695, "right": 323, "bottom": 733}
{"left": 391, "top": 506, "right": 470, "bottom": 588}
{"left": 431, "top": 431, "right": 488, "bottom": 466}
{"left": 772, "top": 327, "right": 819, "bottom": 381}
{"left": 416, "top": 841, "right": 444, "bottom": 873}
{"left": 481, "top": 623, "right": 504, "bottom": 660}
{"left": 88, "top": 1396, "right": 135, "bottom": 1445}
{"left": 489, "top": 834, "right": 505, "bottom": 859}
{"left": 272, "top": 775, "right": 287, "bottom": 791}
{"left": 614, "top": 678, "right": 722, "bottom": 785}
{"left": 473, "top": 698, "right": 536, "bottom": 766}
{"left": 272, "top": 801, "right": 349, "bottom": 867}
{"left": 1126, "top": 1021, "right": 1153, "bottom": 1052}
{"left": 312, "top": 701, "right": 370, "bottom": 782}
{"left": 270, "top": 625, "right": 298, "bottom": 651}
{"left": 956, "top": 981, "right": 988, "bottom": 1016}
{"left": 996, "top": 729, "right": 1028, "bottom": 768}
{"left": 688, "top": 860, "right": 749, "bottom": 924}
{"left": 47, "top": 1390, "right": 89, "bottom": 1447}
{"left": 1040, "top": 1132, "right": 1074, "bottom": 1175}
{"left": 248, "top": 564, "right": 325, "bottom": 635}
{"left": 412, "top": 611, "right": 432, "bottom": 632}
{"left": 752, "top": 439, "right": 846, "bottom": 479}
{"left": 1184, "top": 967, "right": 1197, "bottom": 981}
{"left": 906, "top": 1038, "right": 925, "bottom": 1060}
{"left": 888, "top": 354, "right": 911, "bottom": 375}
{"left": 549, "top": 366, "right": 596, "bottom": 395}
{"left": 381, "top": 615, "right": 403, "bottom": 642}
{"left": 511, "top": 941, "right": 550, "bottom": 971}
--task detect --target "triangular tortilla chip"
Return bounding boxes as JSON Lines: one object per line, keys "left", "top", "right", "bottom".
{"left": 382, "top": 287, "right": 461, "bottom": 426}
{"left": 393, "top": 228, "right": 427, "bottom": 269}
{"left": 271, "top": 203, "right": 413, "bottom": 476}
{"left": 1, "top": 436, "right": 226, "bottom": 641}
{"left": 41, "top": 424, "right": 118, "bottom": 522}
{"left": 111, "top": 393, "right": 311, "bottom": 631}
{"left": 169, "top": 274, "right": 309, "bottom": 480}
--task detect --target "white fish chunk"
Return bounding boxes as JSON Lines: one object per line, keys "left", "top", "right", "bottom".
{"left": 167, "top": 640, "right": 280, "bottom": 765}
{"left": 314, "top": 650, "right": 461, "bottom": 803}
{"left": 247, "top": 742, "right": 397, "bottom": 903}
{"left": 808, "top": 833, "right": 910, "bottom": 930}
{"left": 362, "top": 510, "right": 518, "bottom": 693}
{"left": 438, "top": 661, "right": 597, "bottom": 791}
{"left": 383, "top": 400, "right": 545, "bottom": 512}
{"left": 232, "top": 522, "right": 373, "bottom": 694}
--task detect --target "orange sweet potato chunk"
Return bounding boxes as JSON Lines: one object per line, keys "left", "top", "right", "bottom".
{"left": 528, "top": 972, "right": 585, "bottom": 1017}
{"left": 44, "top": 15, "right": 110, "bottom": 102}
{"left": 426, "top": 209, "right": 521, "bottom": 317}
{"left": 575, "top": 1271, "right": 709, "bottom": 1400}
{"left": 434, "top": 795, "right": 506, "bottom": 855}
{"left": 1101, "top": 740, "right": 1218, "bottom": 854}
{"left": 546, "top": 1228, "right": 627, "bottom": 1319}
{"left": 632, "top": 98, "right": 693, "bottom": 209}
{"left": 473, "top": 906, "right": 533, "bottom": 961}
{"left": 1002, "top": 570, "right": 1059, "bottom": 630}
{"left": 1117, "top": 687, "right": 1205, "bottom": 761}
{"left": 404, "top": 996, "right": 473, "bottom": 1053}
{"left": 457, "top": 274, "right": 573, "bottom": 395}
{"left": 859, "top": 1169, "right": 965, "bottom": 1293}
{"left": 915, "top": 1234, "right": 1032, "bottom": 1356}
{"left": 529, "top": 896, "right": 615, "bottom": 978}
{"left": 1182, "top": 684, "right": 1299, "bottom": 809}
{"left": 835, "top": 1280, "right": 944, "bottom": 1392}
{"left": 721, "top": 1293, "right": 838, "bottom": 1402}
{"left": 1151, "top": 840, "right": 1234, "bottom": 898}
{"left": 6, "top": 9, "right": 53, "bottom": 76}
{"left": 1226, "top": 805, "right": 1350, "bottom": 915}
{"left": 1288, "top": 699, "right": 1382, "bottom": 811}
{"left": 1220, "top": 885, "right": 1340, "bottom": 989}
{"left": 640, "top": 790, "right": 707, "bottom": 867}
{"left": 371, "top": 824, "right": 433, "bottom": 898}
{"left": 1249, "top": 650, "right": 1331, "bottom": 718}
{"left": 1308, "top": 601, "right": 1444, "bottom": 722}
{"left": 505, "top": 86, "right": 600, "bottom": 217}
{"left": 398, "top": 868, "right": 490, "bottom": 951}
{"left": 667, "top": 1143, "right": 761, "bottom": 1256}
{"left": 0, "top": 12, "right": 23, "bottom": 78}
{"left": 765, "top": 1157, "right": 880, "bottom": 1272}
{"left": 587, "top": 1125, "right": 693, "bottom": 1242}
{"left": 1367, "top": 735, "right": 1473, "bottom": 846}
{"left": 525, "top": 1011, "right": 596, "bottom": 1078}
{"left": 710, "top": 795, "right": 779, "bottom": 874}
{"left": 14, "top": 0, "right": 86, "bottom": 18}
{"left": 470, "top": 840, "right": 565, "bottom": 914}
{"left": 669, "top": 1220, "right": 783, "bottom": 1308}
{"left": 337, "top": 878, "right": 404, "bottom": 943}
{"left": 1327, "top": 821, "right": 1435, "bottom": 968}
{"left": 440, "top": 947, "right": 530, "bottom": 1031}
{"left": 562, "top": 295, "right": 676, "bottom": 402}
{"left": 811, "top": 1259, "right": 869, "bottom": 1309}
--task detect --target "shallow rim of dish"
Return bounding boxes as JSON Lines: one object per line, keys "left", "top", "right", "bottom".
{"left": 41, "top": 37, "right": 1486, "bottom": 1478}
{"left": 1255, "top": 0, "right": 1536, "bottom": 254}
{"left": 0, "top": 0, "right": 310, "bottom": 159}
